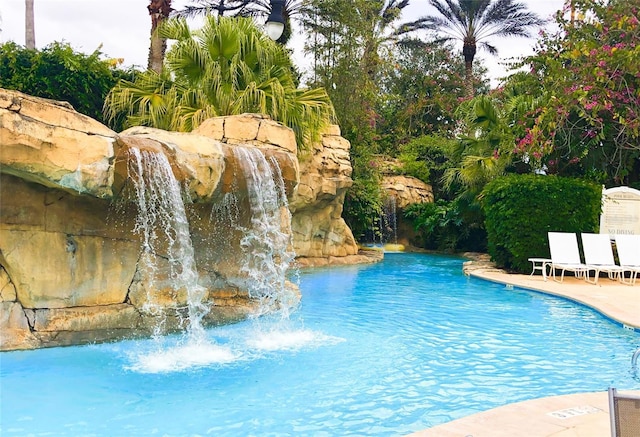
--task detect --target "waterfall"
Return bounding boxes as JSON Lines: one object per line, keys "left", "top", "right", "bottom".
{"left": 127, "top": 148, "right": 208, "bottom": 341}
{"left": 382, "top": 196, "right": 398, "bottom": 245}
{"left": 229, "top": 146, "right": 296, "bottom": 319}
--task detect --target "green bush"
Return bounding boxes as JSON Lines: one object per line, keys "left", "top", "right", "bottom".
{"left": 404, "top": 194, "right": 487, "bottom": 253}
{"left": 398, "top": 135, "right": 457, "bottom": 199}
{"left": 0, "top": 41, "right": 135, "bottom": 128}
{"left": 481, "top": 174, "right": 602, "bottom": 272}
{"left": 343, "top": 174, "right": 384, "bottom": 242}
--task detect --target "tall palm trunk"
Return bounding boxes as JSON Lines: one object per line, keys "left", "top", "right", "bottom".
{"left": 148, "top": 0, "right": 172, "bottom": 73}
{"left": 25, "top": 0, "right": 35, "bottom": 49}
{"left": 463, "top": 38, "right": 476, "bottom": 98}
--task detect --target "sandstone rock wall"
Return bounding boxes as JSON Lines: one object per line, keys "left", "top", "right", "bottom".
{"left": 381, "top": 175, "right": 434, "bottom": 208}
{"left": 289, "top": 125, "right": 363, "bottom": 266}
{"left": 0, "top": 89, "right": 364, "bottom": 350}
{"left": 380, "top": 175, "right": 434, "bottom": 248}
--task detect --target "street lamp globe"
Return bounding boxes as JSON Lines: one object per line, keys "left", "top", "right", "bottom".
{"left": 266, "top": 0, "right": 285, "bottom": 41}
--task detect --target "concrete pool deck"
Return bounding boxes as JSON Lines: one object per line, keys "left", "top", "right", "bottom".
{"left": 408, "top": 266, "right": 640, "bottom": 437}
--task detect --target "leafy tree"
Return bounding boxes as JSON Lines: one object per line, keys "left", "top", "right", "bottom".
{"left": 375, "top": 38, "right": 481, "bottom": 154}
{"left": 0, "top": 41, "right": 135, "bottom": 128}
{"left": 343, "top": 167, "right": 385, "bottom": 242}
{"left": 404, "top": 195, "right": 487, "bottom": 252}
{"left": 508, "top": 0, "right": 640, "bottom": 186}
{"left": 301, "top": 1, "right": 413, "bottom": 241}
{"left": 301, "top": 0, "right": 411, "bottom": 148}
{"left": 403, "top": 0, "right": 545, "bottom": 97}
{"left": 104, "top": 16, "right": 334, "bottom": 149}
{"left": 402, "top": 94, "right": 523, "bottom": 254}
{"left": 397, "top": 134, "right": 458, "bottom": 199}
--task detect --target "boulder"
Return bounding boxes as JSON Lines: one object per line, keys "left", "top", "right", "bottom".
{"left": 0, "top": 88, "right": 116, "bottom": 198}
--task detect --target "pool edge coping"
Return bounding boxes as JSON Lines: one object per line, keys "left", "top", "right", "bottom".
{"left": 467, "top": 270, "right": 640, "bottom": 333}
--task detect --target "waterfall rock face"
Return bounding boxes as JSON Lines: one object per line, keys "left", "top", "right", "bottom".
{"left": 289, "top": 125, "right": 365, "bottom": 266}
{"left": 381, "top": 175, "right": 434, "bottom": 248}
{"left": 381, "top": 175, "right": 434, "bottom": 208}
{"left": 0, "top": 88, "right": 361, "bottom": 350}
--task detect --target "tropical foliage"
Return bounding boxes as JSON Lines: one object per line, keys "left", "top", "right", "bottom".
{"left": 443, "top": 94, "right": 516, "bottom": 194}
{"left": 0, "top": 41, "right": 134, "bottom": 127}
{"left": 301, "top": 0, "right": 414, "bottom": 239}
{"left": 375, "top": 38, "right": 476, "bottom": 154}
{"left": 302, "top": 0, "right": 411, "bottom": 147}
{"left": 104, "top": 16, "right": 334, "bottom": 149}
{"left": 508, "top": 0, "right": 640, "bottom": 186}
{"left": 404, "top": 196, "right": 487, "bottom": 252}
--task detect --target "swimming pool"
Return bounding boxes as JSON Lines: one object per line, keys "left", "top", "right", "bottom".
{"left": 1, "top": 253, "right": 639, "bottom": 436}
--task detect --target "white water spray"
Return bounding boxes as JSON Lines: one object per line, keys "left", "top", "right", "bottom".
{"left": 127, "top": 148, "right": 209, "bottom": 341}
{"left": 230, "top": 147, "right": 297, "bottom": 319}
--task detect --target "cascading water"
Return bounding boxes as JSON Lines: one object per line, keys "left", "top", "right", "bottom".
{"left": 229, "top": 146, "right": 297, "bottom": 320}
{"left": 382, "top": 195, "right": 398, "bottom": 246}
{"left": 122, "top": 145, "right": 309, "bottom": 373}
{"left": 127, "top": 148, "right": 208, "bottom": 341}
{"left": 366, "top": 195, "right": 400, "bottom": 250}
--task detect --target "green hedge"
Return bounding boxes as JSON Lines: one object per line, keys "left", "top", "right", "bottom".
{"left": 481, "top": 174, "right": 602, "bottom": 273}
{"left": 0, "top": 41, "right": 135, "bottom": 128}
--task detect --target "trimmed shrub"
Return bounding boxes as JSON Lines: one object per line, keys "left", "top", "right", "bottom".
{"left": 481, "top": 174, "right": 601, "bottom": 273}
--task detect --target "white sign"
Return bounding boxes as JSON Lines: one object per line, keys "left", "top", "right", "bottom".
{"left": 600, "top": 187, "right": 640, "bottom": 236}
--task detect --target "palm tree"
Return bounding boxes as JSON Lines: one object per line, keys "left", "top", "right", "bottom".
{"left": 148, "top": 0, "right": 173, "bottom": 73}
{"left": 25, "top": 0, "right": 35, "bottom": 49}
{"left": 403, "top": 0, "right": 545, "bottom": 97}
{"left": 443, "top": 95, "right": 513, "bottom": 193}
{"left": 104, "top": 16, "right": 335, "bottom": 149}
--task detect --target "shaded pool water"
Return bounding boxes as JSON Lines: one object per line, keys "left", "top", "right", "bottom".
{"left": 1, "top": 253, "right": 639, "bottom": 436}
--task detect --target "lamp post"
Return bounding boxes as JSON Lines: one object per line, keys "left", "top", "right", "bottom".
{"left": 265, "top": 0, "right": 285, "bottom": 41}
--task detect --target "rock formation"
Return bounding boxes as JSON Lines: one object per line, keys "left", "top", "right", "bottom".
{"left": 381, "top": 175, "right": 434, "bottom": 209}
{"left": 380, "top": 175, "right": 434, "bottom": 249}
{"left": 0, "top": 88, "right": 368, "bottom": 350}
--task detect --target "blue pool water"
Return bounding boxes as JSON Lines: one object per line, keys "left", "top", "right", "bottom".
{"left": 1, "top": 253, "right": 639, "bottom": 436}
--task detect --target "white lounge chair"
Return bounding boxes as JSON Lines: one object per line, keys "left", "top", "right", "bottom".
{"left": 608, "top": 387, "right": 640, "bottom": 437}
{"left": 614, "top": 235, "right": 640, "bottom": 285}
{"left": 548, "top": 232, "right": 590, "bottom": 282}
{"left": 581, "top": 233, "right": 625, "bottom": 284}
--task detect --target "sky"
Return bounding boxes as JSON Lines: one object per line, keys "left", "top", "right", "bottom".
{"left": 0, "top": 0, "right": 567, "bottom": 86}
